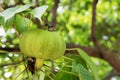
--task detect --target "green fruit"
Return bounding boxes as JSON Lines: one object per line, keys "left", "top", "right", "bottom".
{"left": 19, "top": 29, "right": 66, "bottom": 69}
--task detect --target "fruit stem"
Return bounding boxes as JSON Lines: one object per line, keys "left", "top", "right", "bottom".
{"left": 35, "top": 58, "right": 44, "bottom": 70}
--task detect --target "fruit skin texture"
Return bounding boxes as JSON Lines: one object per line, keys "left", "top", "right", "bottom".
{"left": 19, "top": 29, "right": 66, "bottom": 69}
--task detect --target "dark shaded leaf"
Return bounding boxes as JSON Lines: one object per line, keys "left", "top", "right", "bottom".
{"left": 72, "top": 61, "right": 93, "bottom": 80}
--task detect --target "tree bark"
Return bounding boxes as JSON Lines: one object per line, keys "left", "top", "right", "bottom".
{"left": 90, "top": 0, "right": 120, "bottom": 72}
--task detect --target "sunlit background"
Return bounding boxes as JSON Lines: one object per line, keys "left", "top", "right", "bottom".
{"left": 0, "top": 0, "right": 120, "bottom": 80}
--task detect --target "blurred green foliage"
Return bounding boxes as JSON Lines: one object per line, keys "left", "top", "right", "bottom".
{"left": 0, "top": 0, "right": 120, "bottom": 80}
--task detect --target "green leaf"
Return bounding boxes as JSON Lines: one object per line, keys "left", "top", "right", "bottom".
{"left": 76, "top": 48, "right": 100, "bottom": 80}
{"left": 55, "top": 53, "right": 94, "bottom": 80}
{"left": 32, "top": 5, "right": 48, "bottom": 21}
{"left": 72, "top": 61, "right": 93, "bottom": 80}
{"left": 4, "top": 16, "right": 15, "bottom": 30}
{"left": 14, "top": 14, "right": 30, "bottom": 33}
{"left": 54, "top": 56, "right": 78, "bottom": 80}
{"left": 0, "top": 4, "right": 31, "bottom": 23}
{"left": 0, "top": 6, "right": 19, "bottom": 22}
{"left": 54, "top": 69, "right": 78, "bottom": 80}
{"left": 15, "top": 4, "right": 31, "bottom": 13}
{"left": 0, "top": 16, "right": 4, "bottom": 25}
{"left": 65, "top": 54, "right": 87, "bottom": 69}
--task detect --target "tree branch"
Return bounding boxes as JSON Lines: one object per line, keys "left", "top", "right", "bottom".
{"left": 51, "top": 0, "right": 60, "bottom": 30}
{"left": 0, "top": 45, "right": 102, "bottom": 58}
{"left": 65, "top": 43, "right": 102, "bottom": 58}
{"left": 91, "top": 0, "right": 120, "bottom": 72}
{"left": 1, "top": 44, "right": 120, "bottom": 72}
{"left": 91, "top": 0, "right": 98, "bottom": 46}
